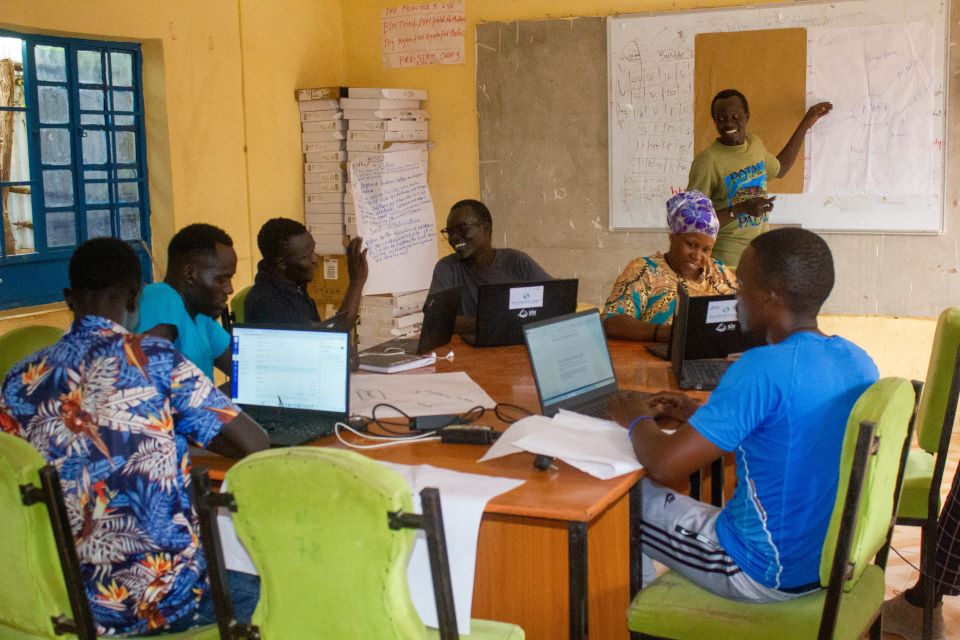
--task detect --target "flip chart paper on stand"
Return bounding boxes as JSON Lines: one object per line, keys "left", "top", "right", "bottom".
{"left": 350, "top": 149, "right": 437, "bottom": 294}
{"left": 806, "top": 22, "right": 937, "bottom": 196}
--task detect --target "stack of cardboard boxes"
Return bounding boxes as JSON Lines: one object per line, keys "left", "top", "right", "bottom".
{"left": 299, "top": 87, "right": 348, "bottom": 257}
{"left": 356, "top": 290, "right": 429, "bottom": 352}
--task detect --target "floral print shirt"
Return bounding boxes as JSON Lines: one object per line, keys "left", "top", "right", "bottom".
{"left": 603, "top": 252, "right": 737, "bottom": 325}
{"left": 0, "top": 315, "right": 238, "bottom": 635}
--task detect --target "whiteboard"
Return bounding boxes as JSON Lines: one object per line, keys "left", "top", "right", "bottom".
{"left": 607, "top": 0, "right": 947, "bottom": 232}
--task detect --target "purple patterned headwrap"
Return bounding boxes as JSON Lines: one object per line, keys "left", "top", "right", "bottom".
{"left": 666, "top": 190, "right": 719, "bottom": 238}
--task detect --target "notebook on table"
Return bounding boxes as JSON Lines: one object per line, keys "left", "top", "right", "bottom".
{"left": 670, "top": 289, "right": 763, "bottom": 390}
{"left": 231, "top": 325, "right": 350, "bottom": 446}
{"left": 358, "top": 286, "right": 460, "bottom": 373}
{"left": 462, "top": 278, "right": 579, "bottom": 347}
{"left": 522, "top": 309, "right": 619, "bottom": 418}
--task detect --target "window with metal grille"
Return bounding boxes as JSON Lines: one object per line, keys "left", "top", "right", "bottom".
{"left": 0, "top": 31, "right": 151, "bottom": 310}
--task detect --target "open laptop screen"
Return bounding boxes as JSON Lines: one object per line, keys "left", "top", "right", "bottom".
{"left": 231, "top": 326, "right": 349, "bottom": 412}
{"left": 524, "top": 311, "right": 616, "bottom": 407}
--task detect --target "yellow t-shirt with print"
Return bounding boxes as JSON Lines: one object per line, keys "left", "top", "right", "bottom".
{"left": 687, "top": 133, "right": 780, "bottom": 268}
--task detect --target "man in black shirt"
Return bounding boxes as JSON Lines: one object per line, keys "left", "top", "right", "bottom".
{"left": 244, "top": 218, "right": 367, "bottom": 330}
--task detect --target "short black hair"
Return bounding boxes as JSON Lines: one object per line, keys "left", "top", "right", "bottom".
{"left": 450, "top": 199, "right": 492, "bottom": 228}
{"left": 167, "top": 223, "right": 233, "bottom": 265}
{"left": 750, "top": 228, "right": 834, "bottom": 315}
{"left": 69, "top": 237, "right": 142, "bottom": 291}
{"left": 711, "top": 89, "right": 749, "bottom": 119}
{"left": 257, "top": 217, "right": 309, "bottom": 261}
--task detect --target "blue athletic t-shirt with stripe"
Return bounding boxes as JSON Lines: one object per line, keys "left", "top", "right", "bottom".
{"left": 689, "top": 332, "right": 878, "bottom": 590}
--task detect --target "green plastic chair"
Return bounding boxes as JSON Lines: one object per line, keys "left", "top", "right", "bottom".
{"left": 209, "top": 447, "right": 524, "bottom": 639}
{"left": 0, "top": 325, "right": 62, "bottom": 379}
{"left": 894, "top": 307, "right": 960, "bottom": 640}
{"left": 219, "top": 285, "right": 251, "bottom": 332}
{"left": 626, "top": 377, "right": 915, "bottom": 640}
{"left": 0, "top": 432, "right": 219, "bottom": 640}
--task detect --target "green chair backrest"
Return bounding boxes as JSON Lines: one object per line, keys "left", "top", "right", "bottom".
{"left": 0, "top": 325, "right": 63, "bottom": 380}
{"left": 226, "top": 447, "right": 428, "bottom": 639}
{"left": 915, "top": 307, "right": 960, "bottom": 453}
{"left": 0, "top": 432, "right": 76, "bottom": 639}
{"left": 819, "top": 377, "right": 914, "bottom": 589}
{"left": 232, "top": 285, "right": 252, "bottom": 325}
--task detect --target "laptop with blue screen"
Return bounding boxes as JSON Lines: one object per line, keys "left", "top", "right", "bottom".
{"left": 231, "top": 325, "right": 350, "bottom": 446}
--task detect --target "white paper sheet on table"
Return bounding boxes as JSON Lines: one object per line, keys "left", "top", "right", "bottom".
{"left": 216, "top": 462, "right": 523, "bottom": 635}
{"left": 350, "top": 371, "right": 496, "bottom": 418}
{"left": 480, "top": 410, "right": 642, "bottom": 480}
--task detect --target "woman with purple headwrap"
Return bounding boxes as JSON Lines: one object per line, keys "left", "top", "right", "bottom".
{"left": 602, "top": 190, "right": 737, "bottom": 343}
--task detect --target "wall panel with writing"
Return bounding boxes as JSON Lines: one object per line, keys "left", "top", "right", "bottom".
{"left": 608, "top": 0, "right": 947, "bottom": 232}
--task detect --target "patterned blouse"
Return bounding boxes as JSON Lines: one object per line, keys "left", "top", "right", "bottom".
{"left": 0, "top": 315, "right": 239, "bottom": 635}
{"left": 603, "top": 252, "right": 737, "bottom": 325}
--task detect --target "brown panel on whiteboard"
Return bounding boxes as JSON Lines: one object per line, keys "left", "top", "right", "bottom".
{"left": 693, "top": 28, "right": 807, "bottom": 194}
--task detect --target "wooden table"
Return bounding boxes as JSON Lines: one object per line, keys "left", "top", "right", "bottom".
{"left": 201, "top": 336, "right": 690, "bottom": 640}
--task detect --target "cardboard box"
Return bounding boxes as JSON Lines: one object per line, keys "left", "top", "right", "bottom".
{"left": 347, "top": 128, "right": 427, "bottom": 142}
{"left": 340, "top": 97, "right": 420, "bottom": 110}
{"left": 307, "top": 254, "right": 350, "bottom": 306}
{"left": 302, "top": 140, "right": 346, "bottom": 153}
{"left": 347, "top": 87, "right": 428, "bottom": 100}
{"left": 304, "top": 150, "right": 347, "bottom": 163}
{"left": 304, "top": 203, "right": 345, "bottom": 215}
{"left": 310, "top": 234, "right": 346, "bottom": 255}
{"left": 342, "top": 108, "right": 427, "bottom": 120}
{"left": 306, "top": 213, "right": 345, "bottom": 225}
{"left": 348, "top": 118, "right": 429, "bottom": 131}
{"left": 300, "top": 110, "right": 343, "bottom": 123}
{"left": 305, "top": 192, "right": 343, "bottom": 205}
{"left": 302, "top": 119, "right": 347, "bottom": 132}
{"left": 307, "top": 223, "right": 344, "bottom": 236}
{"left": 304, "top": 181, "right": 344, "bottom": 194}
{"left": 299, "top": 98, "right": 341, "bottom": 112}
{"left": 301, "top": 129, "right": 347, "bottom": 142}
{"left": 296, "top": 87, "right": 342, "bottom": 101}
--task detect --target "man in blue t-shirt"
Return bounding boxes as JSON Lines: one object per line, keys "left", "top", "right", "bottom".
{"left": 136, "top": 224, "right": 236, "bottom": 379}
{"left": 610, "top": 228, "right": 878, "bottom": 602}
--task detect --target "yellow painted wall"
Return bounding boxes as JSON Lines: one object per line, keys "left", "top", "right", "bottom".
{"left": 0, "top": 0, "right": 346, "bottom": 332}
{"left": 339, "top": 0, "right": 751, "bottom": 253}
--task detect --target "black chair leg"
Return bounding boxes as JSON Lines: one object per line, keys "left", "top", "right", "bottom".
{"left": 921, "top": 522, "right": 938, "bottom": 640}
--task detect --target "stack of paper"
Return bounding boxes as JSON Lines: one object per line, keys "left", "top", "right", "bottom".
{"left": 298, "top": 86, "right": 347, "bottom": 255}
{"left": 479, "top": 411, "right": 643, "bottom": 480}
{"left": 343, "top": 88, "right": 430, "bottom": 236}
{"left": 357, "top": 289, "right": 428, "bottom": 351}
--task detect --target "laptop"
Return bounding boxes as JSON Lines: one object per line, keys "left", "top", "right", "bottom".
{"left": 231, "top": 325, "right": 350, "bottom": 446}
{"left": 670, "top": 288, "right": 762, "bottom": 390}
{"left": 358, "top": 286, "right": 461, "bottom": 362}
{"left": 463, "top": 279, "right": 579, "bottom": 347}
{"left": 522, "top": 309, "right": 619, "bottom": 417}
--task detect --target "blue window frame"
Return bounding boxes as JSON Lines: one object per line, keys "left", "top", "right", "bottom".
{"left": 0, "top": 31, "right": 151, "bottom": 310}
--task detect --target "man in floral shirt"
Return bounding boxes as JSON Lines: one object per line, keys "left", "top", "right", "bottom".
{"left": 0, "top": 237, "right": 268, "bottom": 635}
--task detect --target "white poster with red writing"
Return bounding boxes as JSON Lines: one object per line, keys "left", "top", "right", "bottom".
{"left": 382, "top": 1, "right": 466, "bottom": 68}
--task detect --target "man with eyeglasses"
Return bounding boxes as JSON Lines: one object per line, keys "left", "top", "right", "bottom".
{"left": 429, "top": 199, "right": 551, "bottom": 334}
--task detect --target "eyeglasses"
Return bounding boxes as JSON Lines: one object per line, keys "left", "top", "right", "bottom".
{"left": 440, "top": 223, "right": 483, "bottom": 238}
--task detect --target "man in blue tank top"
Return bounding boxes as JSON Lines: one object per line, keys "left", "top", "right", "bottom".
{"left": 610, "top": 228, "right": 878, "bottom": 602}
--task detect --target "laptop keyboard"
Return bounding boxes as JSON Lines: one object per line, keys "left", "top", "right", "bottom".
{"left": 242, "top": 406, "right": 337, "bottom": 447}
{"left": 573, "top": 396, "right": 610, "bottom": 419}
{"left": 681, "top": 360, "right": 732, "bottom": 390}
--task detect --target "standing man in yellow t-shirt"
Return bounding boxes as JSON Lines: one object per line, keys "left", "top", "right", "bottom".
{"left": 688, "top": 89, "right": 832, "bottom": 267}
